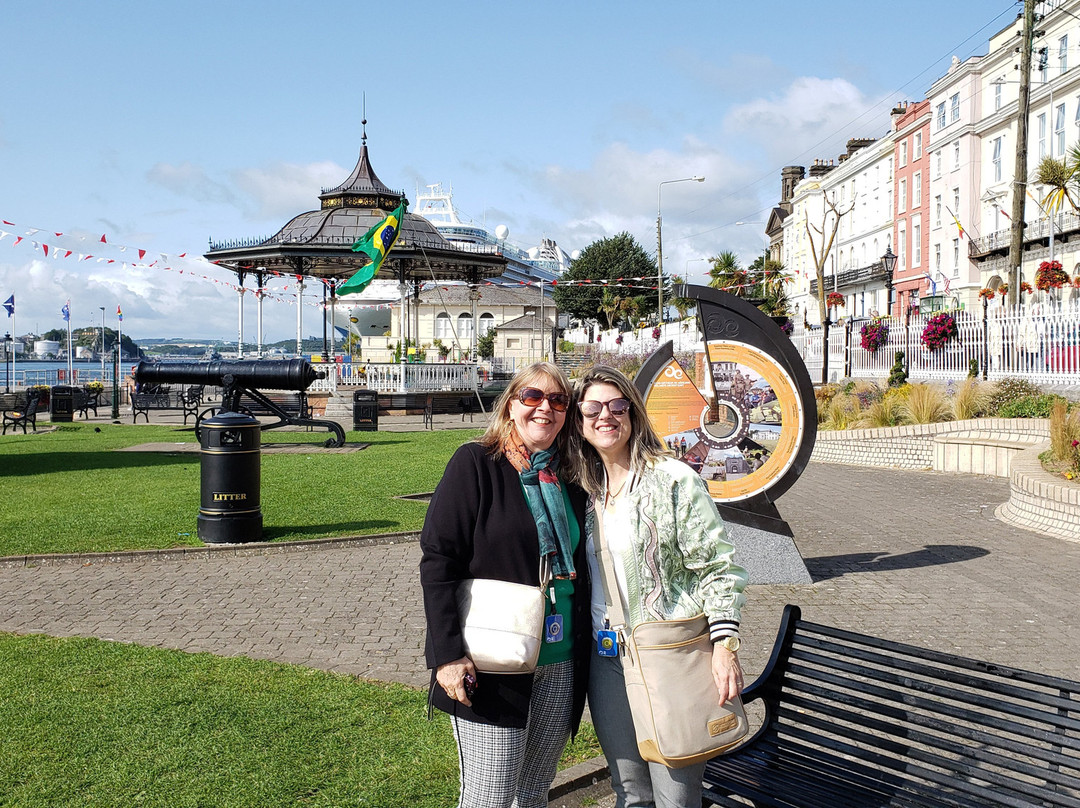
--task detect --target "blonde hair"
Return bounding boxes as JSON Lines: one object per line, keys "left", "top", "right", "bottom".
{"left": 566, "top": 365, "right": 670, "bottom": 496}
{"left": 476, "top": 361, "right": 573, "bottom": 457}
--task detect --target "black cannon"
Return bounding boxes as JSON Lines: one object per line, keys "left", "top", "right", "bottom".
{"left": 133, "top": 359, "right": 345, "bottom": 448}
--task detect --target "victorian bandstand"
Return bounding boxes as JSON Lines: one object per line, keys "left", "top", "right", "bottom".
{"left": 204, "top": 132, "right": 508, "bottom": 401}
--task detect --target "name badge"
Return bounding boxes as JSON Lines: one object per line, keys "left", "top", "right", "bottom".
{"left": 544, "top": 614, "right": 564, "bottom": 643}
{"left": 597, "top": 628, "right": 619, "bottom": 657}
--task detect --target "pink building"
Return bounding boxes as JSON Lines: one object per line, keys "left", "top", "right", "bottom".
{"left": 892, "top": 100, "right": 932, "bottom": 314}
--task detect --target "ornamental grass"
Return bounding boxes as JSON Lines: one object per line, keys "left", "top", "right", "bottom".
{"left": 898, "top": 383, "right": 952, "bottom": 425}
{"left": 950, "top": 378, "right": 989, "bottom": 421}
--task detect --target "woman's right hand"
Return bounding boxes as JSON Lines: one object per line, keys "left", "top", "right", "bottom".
{"left": 436, "top": 657, "right": 477, "bottom": 707}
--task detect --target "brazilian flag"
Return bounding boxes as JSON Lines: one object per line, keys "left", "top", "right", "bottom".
{"left": 339, "top": 199, "right": 408, "bottom": 295}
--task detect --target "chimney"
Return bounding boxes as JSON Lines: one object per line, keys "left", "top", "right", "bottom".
{"left": 781, "top": 166, "right": 805, "bottom": 203}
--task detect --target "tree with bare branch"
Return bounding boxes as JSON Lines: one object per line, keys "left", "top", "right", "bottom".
{"left": 806, "top": 191, "right": 856, "bottom": 326}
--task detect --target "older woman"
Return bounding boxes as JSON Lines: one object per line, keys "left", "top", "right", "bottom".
{"left": 419, "top": 361, "right": 591, "bottom": 808}
{"left": 568, "top": 365, "right": 748, "bottom": 808}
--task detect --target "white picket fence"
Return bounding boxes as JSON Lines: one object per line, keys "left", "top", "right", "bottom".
{"left": 793, "top": 302, "right": 1080, "bottom": 386}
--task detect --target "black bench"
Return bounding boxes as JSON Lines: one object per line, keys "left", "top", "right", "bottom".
{"left": 73, "top": 386, "right": 103, "bottom": 419}
{"left": 237, "top": 390, "right": 310, "bottom": 419}
{"left": 2, "top": 391, "right": 42, "bottom": 434}
{"left": 131, "top": 387, "right": 201, "bottom": 425}
{"left": 703, "top": 604, "right": 1080, "bottom": 807}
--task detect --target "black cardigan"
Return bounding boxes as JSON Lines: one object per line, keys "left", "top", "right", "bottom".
{"left": 419, "top": 441, "right": 591, "bottom": 731}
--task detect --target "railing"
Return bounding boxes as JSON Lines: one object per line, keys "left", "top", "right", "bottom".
{"left": 563, "top": 319, "right": 704, "bottom": 354}
{"left": 809, "top": 260, "right": 889, "bottom": 296}
{"left": 969, "top": 210, "right": 1080, "bottom": 256}
{"left": 309, "top": 362, "right": 480, "bottom": 393}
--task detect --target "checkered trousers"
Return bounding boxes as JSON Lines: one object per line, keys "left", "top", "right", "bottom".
{"left": 450, "top": 659, "right": 575, "bottom": 808}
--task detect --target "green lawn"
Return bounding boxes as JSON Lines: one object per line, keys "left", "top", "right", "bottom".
{"left": 0, "top": 424, "right": 481, "bottom": 557}
{"left": 0, "top": 632, "right": 599, "bottom": 808}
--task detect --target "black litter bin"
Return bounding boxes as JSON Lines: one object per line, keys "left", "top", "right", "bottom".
{"left": 50, "top": 385, "right": 75, "bottom": 423}
{"left": 353, "top": 389, "right": 379, "bottom": 431}
{"left": 197, "top": 410, "right": 262, "bottom": 543}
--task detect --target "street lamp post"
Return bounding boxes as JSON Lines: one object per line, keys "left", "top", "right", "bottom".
{"left": 99, "top": 306, "right": 106, "bottom": 381}
{"left": 657, "top": 176, "right": 704, "bottom": 324}
{"left": 3, "top": 332, "right": 10, "bottom": 393}
{"left": 881, "top": 246, "right": 897, "bottom": 316}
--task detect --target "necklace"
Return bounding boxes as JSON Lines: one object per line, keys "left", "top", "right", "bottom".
{"left": 604, "top": 474, "right": 628, "bottom": 508}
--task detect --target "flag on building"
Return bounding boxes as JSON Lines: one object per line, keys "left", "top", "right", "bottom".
{"left": 61, "top": 301, "right": 70, "bottom": 321}
{"left": 944, "top": 205, "right": 966, "bottom": 239}
{"left": 2, "top": 294, "right": 12, "bottom": 317}
{"left": 338, "top": 200, "right": 409, "bottom": 296}
{"left": 923, "top": 273, "right": 937, "bottom": 296}
{"left": 117, "top": 305, "right": 123, "bottom": 322}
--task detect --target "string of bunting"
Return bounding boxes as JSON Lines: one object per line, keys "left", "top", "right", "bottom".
{"left": 1, "top": 216, "right": 785, "bottom": 304}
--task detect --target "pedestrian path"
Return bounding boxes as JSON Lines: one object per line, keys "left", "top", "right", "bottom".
{"left": 1, "top": 460, "right": 1078, "bottom": 805}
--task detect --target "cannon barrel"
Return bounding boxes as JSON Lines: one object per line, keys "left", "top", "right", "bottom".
{"left": 133, "top": 359, "right": 325, "bottom": 391}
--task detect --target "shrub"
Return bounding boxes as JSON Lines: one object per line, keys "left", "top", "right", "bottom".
{"left": 899, "top": 383, "right": 952, "bottom": 424}
{"left": 887, "top": 351, "right": 908, "bottom": 388}
{"left": 815, "top": 384, "right": 841, "bottom": 421}
{"left": 997, "top": 394, "right": 1065, "bottom": 419}
{"left": 950, "top": 378, "right": 988, "bottom": 421}
{"left": 856, "top": 396, "right": 905, "bottom": 428}
{"left": 987, "top": 378, "right": 1042, "bottom": 415}
{"left": 823, "top": 392, "right": 861, "bottom": 430}
{"left": 1049, "top": 399, "right": 1080, "bottom": 461}
{"left": 967, "top": 359, "right": 978, "bottom": 379}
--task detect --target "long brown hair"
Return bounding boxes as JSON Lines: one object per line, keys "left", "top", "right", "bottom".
{"left": 476, "top": 361, "right": 573, "bottom": 457}
{"left": 566, "top": 364, "right": 670, "bottom": 496}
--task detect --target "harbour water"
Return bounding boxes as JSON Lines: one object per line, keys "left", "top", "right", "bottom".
{"left": 2, "top": 359, "right": 136, "bottom": 388}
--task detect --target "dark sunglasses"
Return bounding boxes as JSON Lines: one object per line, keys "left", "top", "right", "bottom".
{"left": 578, "top": 398, "right": 632, "bottom": 418}
{"left": 517, "top": 387, "right": 570, "bottom": 412}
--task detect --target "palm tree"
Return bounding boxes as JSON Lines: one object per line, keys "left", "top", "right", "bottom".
{"left": 668, "top": 274, "right": 696, "bottom": 324}
{"left": 708, "top": 251, "right": 745, "bottom": 294}
{"left": 1035, "top": 149, "right": 1080, "bottom": 214}
{"left": 598, "top": 289, "right": 621, "bottom": 330}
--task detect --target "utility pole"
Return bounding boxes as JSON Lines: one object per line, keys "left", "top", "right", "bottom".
{"left": 1007, "top": 0, "right": 1036, "bottom": 306}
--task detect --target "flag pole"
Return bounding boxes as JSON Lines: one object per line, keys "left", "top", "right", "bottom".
{"left": 66, "top": 301, "right": 73, "bottom": 382}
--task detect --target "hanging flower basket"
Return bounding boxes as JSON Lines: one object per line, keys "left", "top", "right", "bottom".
{"left": 615, "top": 334, "right": 623, "bottom": 345}
{"left": 920, "top": 312, "right": 958, "bottom": 351}
{"left": 1035, "top": 260, "right": 1070, "bottom": 291}
{"left": 826, "top": 292, "right": 845, "bottom": 309}
{"left": 596, "top": 334, "right": 602, "bottom": 343}
{"left": 651, "top": 326, "right": 661, "bottom": 340}
{"left": 860, "top": 319, "right": 890, "bottom": 353}
{"left": 1020, "top": 281, "right": 1034, "bottom": 295}
{"left": 978, "top": 287, "right": 996, "bottom": 300}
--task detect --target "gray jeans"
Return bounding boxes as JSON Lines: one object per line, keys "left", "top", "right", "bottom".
{"left": 588, "top": 653, "right": 706, "bottom": 808}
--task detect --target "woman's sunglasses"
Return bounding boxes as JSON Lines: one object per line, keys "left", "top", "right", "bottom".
{"left": 517, "top": 387, "right": 570, "bottom": 412}
{"left": 577, "top": 398, "right": 632, "bottom": 418}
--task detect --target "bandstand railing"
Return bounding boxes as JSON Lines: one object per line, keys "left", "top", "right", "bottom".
{"left": 307, "top": 362, "right": 480, "bottom": 393}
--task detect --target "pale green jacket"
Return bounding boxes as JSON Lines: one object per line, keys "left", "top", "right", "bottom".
{"left": 588, "top": 456, "right": 748, "bottom": 639}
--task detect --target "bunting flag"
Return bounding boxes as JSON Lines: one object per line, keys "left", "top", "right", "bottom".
{"left": 339, "top": 200, "right": 408, "bottom": 296}
{"left": 61, "top": 300, "right": 70, "bottom": 321}
{"left": 2, "top": 294, "right": 12, "bottom": 317}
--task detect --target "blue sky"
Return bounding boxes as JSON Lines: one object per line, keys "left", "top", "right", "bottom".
{"left": 0, "top": 0, "right": 1018, "bottom": 342}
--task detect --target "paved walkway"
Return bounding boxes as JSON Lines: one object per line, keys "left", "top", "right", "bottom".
{"left": 3, "top": 423, "right": 1080, "bottom": 804}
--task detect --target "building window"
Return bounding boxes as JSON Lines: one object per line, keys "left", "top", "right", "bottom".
{"left": 898, "top": 179, "right": 907, "bottom": 213}
{"left": 950, "top": 93, "right": 960, "bottom": 122}
{"left": 994, "top": 81, "right": 1003, "bottom": 111}
{"left": 953, "top": 140, "right": 960, "bottom": 169}
{"left": 953, "top": 188, "right": 960, "bottom": 216}
{"left": 898, "top": 225, "right": 907, "bottom": 270}
{"left": 936, "top": 102, "right": 946, "bottom": 129}
{"left": 1055, "top": 103, "right": 1066, "bottom": 155}
{"left": 479, "top": 313, "right": 495, "bottom": 336}
{"left": 934, "top": 149, "right": 942, "bottom": 177}
{"left": 914, "top": 131, "right": 923, "bottom": 158}
{"left": 900, "top": 140, "right": 908, "bottom": 167}
{"left": 506, "top": 337, "right": 521, "bottom": 349}
{"left": 953, "top": 239, "right": 960, "bottom": 274}
{"left": 992, "top": 137, "right": 1002, "bottom": 182}
{"left": 435, "top": 313, "right": 452, "bottom": 340}
{"left": 913, "top": 218, "right": 922, "bottom": 267}
{"left": 1039, "top": 112, "right": 1047, "bottom": 159}
{"left": 935, "top": 243, "right": 942, "bottom": 273}
{"left": 935, "top": 195, "right": 942, "bottom": 228}
{"left": 457, "top": 312, "right": 474, "bottom": 340}
{"left": 913, "top": 172, "right": 922, "bottom": 207}
{"left": 1060, "top": 35, "right": 1068, "bottom": 74}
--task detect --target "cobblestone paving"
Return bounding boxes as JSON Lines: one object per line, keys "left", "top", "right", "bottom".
{"left": 2, "top": 462, "right": 1077, "bottom": 683}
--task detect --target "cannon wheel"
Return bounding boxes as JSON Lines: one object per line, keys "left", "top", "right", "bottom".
{"left": 194, "top": 407, "right": 218, "bottom": 442}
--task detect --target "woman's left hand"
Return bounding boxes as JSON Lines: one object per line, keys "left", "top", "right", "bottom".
{"left": 712, "top": 643, "right": 743, "bottom": 706}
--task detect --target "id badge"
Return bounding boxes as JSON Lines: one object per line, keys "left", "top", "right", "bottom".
{"left": 544, "top": 614, "right": 564, "bottom": 644}
{"left": 596, "top": 628, "right": 619, "bottom": 657}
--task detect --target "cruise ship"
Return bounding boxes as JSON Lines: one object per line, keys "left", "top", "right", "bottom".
{"left": 338, "top": 183, "right": 575, "bottom": 338}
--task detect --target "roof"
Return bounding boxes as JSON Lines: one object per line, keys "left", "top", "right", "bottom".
{"left": 418, "top": 284, "right": 548, "bottom": 307}
{"left": 496, "top": 313, "right": 554, "bottom": 331}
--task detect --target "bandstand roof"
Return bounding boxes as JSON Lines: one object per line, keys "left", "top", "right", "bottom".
{"left": 204, "top": 139, "right": 508, "bottom": 284}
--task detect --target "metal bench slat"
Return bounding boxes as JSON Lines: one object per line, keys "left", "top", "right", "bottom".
{"left": 781, "top": 659, "right": 1080, "bottom": 756}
